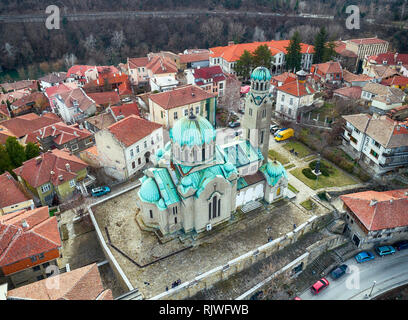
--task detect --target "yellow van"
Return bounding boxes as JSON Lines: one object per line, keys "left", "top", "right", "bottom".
{"left": 274, "top": 128, "right": 294, "bottom": 142}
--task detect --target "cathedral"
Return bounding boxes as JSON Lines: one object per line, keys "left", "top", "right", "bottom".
{"left": 137, "top": 67, "right": 289, "bottom": 236}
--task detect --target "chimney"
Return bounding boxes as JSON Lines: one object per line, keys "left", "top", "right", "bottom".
{"left": 50, "top": 170, "right": 55, "bottom": 176}
{"left": 35, "top": 156, "right": 42, "bottom": 165}
{"left": 66, "top": 163, "right": 71, "bottom": 172}
{"left": 369, "top": 199, "right": 378, "bottom": 206}
{"left": 21, "top": 220, "right": 29, "bottom": 229}
{"left": 58, "top": 175, "right": 64, "bottom": 181}
{"left": 228, "top": 41, "right": 234, "bottom": 46}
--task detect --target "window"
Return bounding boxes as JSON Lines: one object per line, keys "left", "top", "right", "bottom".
{"left": 218, "top": 198, "right": 221, "bottom": 217}
{"left": 370, "top": 149, "right": 379, "bottom": 159}
{"left": 212, "top": 196, "right": 217, "bottom": 219}
{"left": 37, "top": 275, "right": 44, "bottom": 281}
{"left": 174, "top": 112, "right": 178, "bottom": 120}
{"left": 289, "top": 98, "right": 293, "bottom": 105}
{"left": 132, "top": 162, "right": 136, "bottom": 169}
{"left": 350, "top": 136, "right": 357, "bottom": 144}
{"left": 184, "top": 109, "right": 189, "bottom": 116}
{"left": 161, "top": 111, "right": 164, "bottom": 119}
{"left": 130, "top": 149, "right": 134, "bottom": 158}
{"left": 138, "top": 158, "right": 141, "bottom": 165}
{"left": 260, "top": 130, "right": 264, "bottom": 144}
{"left": 33, "top": 265, "right": 41, "bottom": 272}
{"left": 249, "top": 108, "right": 252, "bottom": 116}
{"left": 69, "top": 180, "right": 76, "bottom": 188}
{"left": 202, "top": 147, "right": 206, "bottom": 161}
{"left": 353, "top": 128, "right": 360, "bottom": 134}
{"left": 149, "top": 210, "right": 153, "bottom": 219}
{"left": 208, "top": 202, "right": 212, "bottom": 220}
{"left": 173, "top": 206, "right": 178, "bottom": 215}
{"left": 281, "top": 94, "right": 285, "bottom": 102}
{"left": 175, "top": 217, "right": 178, "bottom": 224}
{"left": 196, "top": 106, "right": 200, "bottom": 114}
{"left": 136, "top": 146, "right": 140, "bottom": 153}
{"left": 151, "top": 139, "right": 154, "bottom": 145}
{"left": 262, "top": 109, "right": 266, "bottom": 118}
{"left": 41, "top": 184, "right": 51, "bottom": 194}
{"left": 43, "top": 262, "right": 50, "bottom": 269}
{"left": 372, "top": 140, "right": 381, "bottom": 148}
{"left": 71, "top": 144, "right": 79, "bottom": 151}
{"left": 30, "top": 256, "right": 38, "bottom": 263}
{"left": 144, "top": 141, "right": 147, "bottom": 148}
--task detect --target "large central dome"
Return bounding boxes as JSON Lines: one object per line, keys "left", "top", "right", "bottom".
{"left": 251, "top": 66, "right": 272, "bottom": 82}
{"left": 170, "top": 114, "right": 216, "bottom": 147}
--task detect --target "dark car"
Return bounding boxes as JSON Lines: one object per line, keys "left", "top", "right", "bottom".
{"left": 375, "top": 245, "right": 395, "bottom": 256}
{"left": 330, "top": 264, "right": 348, "bottom": 280}
{"left": 228, "top": 121, "right": 241, "bottom": 128}
{"left": 393, "top": 240, "right": 408, "bottom": 251}
{"left": 355, "top": 251, "right": 375, "bottom": 263}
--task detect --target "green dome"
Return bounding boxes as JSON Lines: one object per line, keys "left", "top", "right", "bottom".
{"left": 170, "top": 115, "right": 216, "bottom": 147}
{"left": 266, "top": 160, "right": 286, "bottom": 177}
{"left": 224, "top": 162, "right": 235, "bottom": 172}
{"left": 181, "top": 175, "right": 193, "bottom": 187}
{"left": 251, "top": 67, "right": 272, "bottom": 82}
{"left": 139, "top": 177, "right": 160, "bottom": 202}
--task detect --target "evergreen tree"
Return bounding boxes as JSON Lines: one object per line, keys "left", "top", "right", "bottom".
{"left": 0, "top": 144, "right": 13, "bottom": 175}
{"left": 25, "top": 142, "right": 40, "bottom": 160}
{"left": 313, "top": 27, "right": 328, "bottom": 64}
{"left": 285, "top": 31, "right": 302, "bottom": 72}
{"left": 234, "top": 50, "right": 253, "bottom": 80}
{"left": 323, "top": 41, "right": 337, "bottom": 62}
{"left": 252, "top": 44, "right": 273, "bottom": 69}
{"left": 5, "top": 136, "right": 26, "bottom": 168}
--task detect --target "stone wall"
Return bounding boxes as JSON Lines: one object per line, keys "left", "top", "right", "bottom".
{"left": 150, "top": 214, "right": 336, "bottom": 300}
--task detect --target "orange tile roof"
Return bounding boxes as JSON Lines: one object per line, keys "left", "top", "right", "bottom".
{"left": 7, "top": 263, "right": 112, "bottom": 300}
{"left": 149, "top": 85, "right": 216, "bottom": 110}
{"left": 128, "top": 57, "right": 149, "bottom": 69}
{"left": 210, "top": 40, "right": 314, "bottom": 62}
{"left": 87, "top": 91, "right": 120, "bottom": 106}
{"left": 312, "top": 61, "right": 342, "bottom": 75}
{"left": 341, "top": 189, "right": 408, "bottom": 231}
{"left": 13, "top": 149, "right": 88, "bottom": 188}
{"left": 146, "top": 56, "right": 178, "bottom": 75}
{"left": 271, "top": 72, "right": 297, "bottom": 86}
{"left": 0, "top": 207, "right": 61, "bottom": 267}
{"left": 108, "top": 114, "right": 162, "bottom": 147}
{"left": 277, "top": 80, "right": 316, "bottom": 97}
{"left": 0, "top": 173, "right": 31, "bottom": 209}
{"left": 110, "top": 102, "right": 140, "bottom": 118}
{"left": 381, "top": 76, "right": 408, "bottom": 87}
{"left": 349, "top": 37, "right": 388, "bottom": 45}
{"left": 179, "top": 52, "right": 210, "bottom": 64}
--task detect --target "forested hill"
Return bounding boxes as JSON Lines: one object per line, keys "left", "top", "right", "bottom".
{"left": 0, "top": 0, "right": 406, "bottom": 21}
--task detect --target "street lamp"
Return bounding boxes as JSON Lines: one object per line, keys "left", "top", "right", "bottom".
{"left": 368, "top": 280, "right": 376, "bottom": 297}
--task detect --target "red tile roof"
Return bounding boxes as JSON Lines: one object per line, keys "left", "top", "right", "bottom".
{"left": 108, "top": 115, "right": 162, "bottom": 147}
{"left": 333, "top": 86, "right": 362, "bottom": 100}
{"left": 343, "top": 70, "right": 373, "bottom": 83}
{"left": 312, "top": 61, "right": 342, "bottom": 75}
{"left": 25, "top": 122, "right": 92, "bottom": 145}
{"left": 367, "top": 52, "right": 408, "bottom": 66}
{"left": 11, "top": 92, "right": 47, "bottom": 108}
{"left": 66, "top": 65, "right": 95, "bottom": 78}
{"left": 277, "top": 80, "right": 316, "bottom": 97}
{"left": 381, "top": 76, "right": 408, "bottom": 87}
{"left": 13, "top": 149, "right": 88, "bottom": 188}
{"left": 146, "top": 56, "right": 178, "bottom": 75}
{"left": 128, "top": 57, "right": 149, "bottom": 69}
{"left": 59, "top": 88, "right": 95, "bottom": 112}
{"left": 349, "top": 37, "right": 388, "bottom": 45}
{"left": 0, "top": 104, "right": 10, "bottom": 119}
{"left": 179, "top": 52, "right": 210, "bottom": 64}
{"left": 210, "top": 40, "right": 314, "bottom": 62}
{"left": 192, "top": 66, "right": 226, "bottom": 85}
{"left": 334, "top": 41, "right": 358, "bottom": 58}
{"left": 110, "top": 103, "right": 140, "bottom": 119}
{"left": 7, "top": 263, "right": 112, "bottom": 300}
{"left": 0, "top": 173, "right": 31, "bottom": 209}
{"left": 149, "top": 85, "right": 216, "bottom": 110}
{"left": 0, "top": 207, "right": 61, "bottom": 267}
{"left": 0, "top": 113, "right": 61, "bottom": 138}
{"left": 271, "top": 72, "right": 297, "bottom": 86}
{"left": 341, "top": 189, "right": 408, "bottom": 231}
{"left": 87, "top": 91, "right": 120, "bottom": 106}
{"left": 0, "top": 80, "right": 37, "bottom": 93}
{"left": 45, "top": 83, "right": 78, "bottom": 99}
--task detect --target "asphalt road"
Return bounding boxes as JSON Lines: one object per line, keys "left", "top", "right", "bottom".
{"left": 299, "top": 249, "right": 408, "bottom": 300}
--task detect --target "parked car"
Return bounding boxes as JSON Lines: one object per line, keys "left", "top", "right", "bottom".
{"left": 238, "top": 108, "right": 245, "bottom": 114}
{"left": 393, "top": 240, "right": 408, "bottom": 251}
{"left": 375, "top": 245, "right": 396, "bottom": 257}
{"left": 355, "top": 251, "right": 375, "bottom": 263}
{"left": 330, "top": 264, "right": 348, "bottom": 280}
{"left": 310, "top": 278, "right": 329, "bottom": 295}
{"left": 228, "top": 121, "right": 241, "bottom": 128}
{"left": 274, "top": 127, "right": 288, "bottom": 136}
{"left": 91, "top": 186, "right": 111, "bottom": 197}
{"left": 270, "top": 124, "right": 280, "bottom": 133}
{"left": 121, "top": 97, "right": 132, "bottom": 103}
{"left": 274, "top": 128, "right": 294, "bottom": 142}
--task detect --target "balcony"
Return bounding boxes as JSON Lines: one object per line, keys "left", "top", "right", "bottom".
{"left": 382, "top": 150, "right": 408, "bottom": 158}
{"left": 379, "top": 160, "right": 408, "bottom": 168}
{"left": 343, "top": 126, "right": 352, "bottom": 134}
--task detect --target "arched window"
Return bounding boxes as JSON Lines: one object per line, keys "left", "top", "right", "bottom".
{"left": 202, "top": 147, "right": 206, "bottom": 161}
{"left": 255, "top": 82, "right": 259, "bottom": 91}
{"left": 260, "top": 82, "right": 264, "bottom": 91}
{"left": 212, "top": 196, "right": 217, "bottom": 219}
{"left": 193, "top": 148, "right": 197, "bottom": 162}
{"left": 185, "top": 149, "right": 189, "bottom": 162}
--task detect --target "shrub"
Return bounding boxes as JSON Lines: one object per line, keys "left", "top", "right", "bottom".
{"left": 339, "top": 159, "right": 354, "bottom": 173}
{"left": 309, "top": 160, "right": 331, "bottom": 176}
{"left": 357, "top": 170, "right": 371, "bottom": 182}
{"left": 302, "top": 168, "right": 317, "bottom": 180}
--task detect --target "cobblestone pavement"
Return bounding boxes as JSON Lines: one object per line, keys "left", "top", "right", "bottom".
{"left": 92, "top": 190, "right": 329, "bottom": 299}
{"left": 189, "top": 231, "right": 326, "bottom": 300}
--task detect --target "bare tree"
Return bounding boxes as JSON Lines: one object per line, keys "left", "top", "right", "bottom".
{"left": 111, "top": 30, "right": 126, "bottom": 49}
{"left": 220, "top": 74, "right": 241, "bottom": 122}
{"left": 84, "top": 34, "right": 97, "bottom": 53}
{"left": 252, "top": 26, "right": 266, "bottom": 42}
{"left": 288, "top": 25, "right": 319, "bottom": 44}
{"left": 228, "top": 22, "right": 246, "bottom": 44}
{"left": 63, "top": 53, "right": 78, "bottom": 69}
{"left": 200, "top": 17, "right": 224, "bottom": 47}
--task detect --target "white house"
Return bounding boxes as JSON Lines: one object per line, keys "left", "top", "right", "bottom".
{"left": 361, "top": 82, "right": 406, "bottom": 113}
{"left": 95, "top": 115, "right": 164, "bottom": 181}
{"left": 342, "top": 113, "right": 408, "bottom": 176}
{"left": 149, "top": 76, "right": 179, "bottom": 92}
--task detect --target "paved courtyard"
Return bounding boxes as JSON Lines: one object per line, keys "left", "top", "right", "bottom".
{"left": 92, "top": 187, "right": 331, "bottom": 299}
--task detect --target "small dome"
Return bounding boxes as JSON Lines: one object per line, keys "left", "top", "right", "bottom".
{"left": 181, "top": 175, "right": 193, "bottom": 187}
{"left": 139, "top": 177, "right": 160, "bottom": 202}
{"left": 170, "top": 115, "right": 216, "bottom": 147}
{"left": 224, "top": 162, "right": 235, "bottom": 172}
{"left": 251, "top": 67, "right": 272, "bottom": 82}
{"left": 266, "top": 160, "right": 285, "bottom": 177}
{"left": 156, "top": 149, "right": 164, "bottom": 158}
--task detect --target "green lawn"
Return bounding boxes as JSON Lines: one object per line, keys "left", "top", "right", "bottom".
{"left": 300, "top": 199, "right": 315, "bottom": 211}
{"left": 284, "top": 164, "right": 296, "bottom": 170}
{"left": 288, "top": 183, "right": 299, "bottom": 194}
{"left": 283, "top": 141, "right": 312, "bottom": 158}
{"left": 310, "top": 102, "right": 336, "bottom": 121}
{"left": 268, "top": 149, "right": 290, "bottom": 165}
{"left": 290, "top": 165, "right": 359, "bottom": 190}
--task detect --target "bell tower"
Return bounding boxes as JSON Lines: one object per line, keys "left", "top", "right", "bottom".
{"left": 242, "top": 67, "right": 273, "bottom": 164}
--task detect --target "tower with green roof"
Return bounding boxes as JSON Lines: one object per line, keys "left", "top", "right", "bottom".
{"left": 241, "top": 66, "right": 273, "bottom": 164}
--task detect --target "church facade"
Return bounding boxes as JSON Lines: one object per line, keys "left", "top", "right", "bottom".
{"left": 137, "top": 67, "right": 289, "bottom": 236}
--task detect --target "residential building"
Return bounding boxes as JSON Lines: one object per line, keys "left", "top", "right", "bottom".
{"left": 185, "top": 66, "right": 227, "bottom": 98}
{"left": 86, "top": 91, "right": 121, "bottom": 109}
{"left": 9, "top": 92, "right": 49, "bottom": 117}
{"left": 342, "top": 70, "right": 373, "bottom": 87}
{"left": 65, "top": 65, "right": 99, "bottom": 86}
{"left": 0, "top": 80, "right": 37, "bottom": 93}
{"left": 363, "top": 64, "right": 399, "bottom": 82}
{"left": 178, "top": 50, "right": 210, "bottom": 70}
{"left": 340, "top": 189, "right": 408, "bottom": 248}
{"left": 96, "top": 115, "right": 163, "bottom": 181}
{"left": 51, "top": 88, "right": 97, "bottom": 124}
{"left": 333, "top": 86, "right": 363, "bottom": 100}
{"left": 341, "top": 37, "right": 389, "bottom": 72}
{"left": 127, "top": 57, "right": 150, "bottom": 86}
{"left": 0, "top": 206, "right": 61, "bottom": 288}
{"left": 360, "top": 82, "right": 405, "bottom": 113}
{"left": 0, "top": 173, "right": 34, "bottom": 216}
{"left": 38, "top": 72, "right": 67, "bottom": 90}
{"left": 311, "top": 61, "right": 343, "bottom": 85}
{"left": 270, "top": 72, "right": 297, "bottom": 91}
{"left": 7, "top": 263, "right": 113, "bottom": 300}
{"left": 137, "top": 67, "right": 288, "bottom": 237}
{"left": 342, "top": 113, "right": 408, "bottom": 176}
{"left": 148, "top": 85, "right": 217, "bottom": 129}
{"left": 13, "top": 149, "right": 89, "bottom": 206}
{"left": 150, "top": 76, "right": 179, "bottom": 92}
{"left": 209, "top": 40, "right": 314, "bottom": 75}
{"left": 333, "top": 41, "right": 358, "bottom": 72}
{"left": 363, "top": 52, "right": 408, "bottom": 73}
{"left": 275, "top": 70, "right": 316, "bottom": 121}
{"left": 0, "top": 104, "right": 10, "bottom": 122}
{"left": 381, "top": 76, "right": 408, "bottom": 90}
{"left": 24, "top": 122, "right": 95, "bottom": 154}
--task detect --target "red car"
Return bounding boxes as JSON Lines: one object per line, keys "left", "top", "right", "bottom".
{"left": 310, "top": 278, "right": 329, "bottom": 295}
